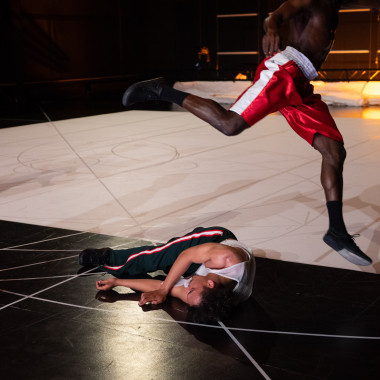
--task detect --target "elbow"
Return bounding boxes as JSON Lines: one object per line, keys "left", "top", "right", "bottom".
{"left": 222, "top": 128, "right": 240, "bottom": 137}
{"left": 213, "top": 120, "right": 244, "bottom": 136}
{"left": 219, "top": 123, "right": 244, "bottom": 136}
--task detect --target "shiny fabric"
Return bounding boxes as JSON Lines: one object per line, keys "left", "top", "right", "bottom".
{"left": 230, "top": 50, "right": 344, "bottom": 146}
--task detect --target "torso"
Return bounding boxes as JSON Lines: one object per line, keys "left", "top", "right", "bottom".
{"left": 286, "top": 0, "right": 341, "bottom": 69}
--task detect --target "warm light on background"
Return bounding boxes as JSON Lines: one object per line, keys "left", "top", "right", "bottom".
{"left": 362, "top": 81, "right": 380, "bottom": 98}
{"left": 362, "top": 108, "right": 380, "bottom": 119}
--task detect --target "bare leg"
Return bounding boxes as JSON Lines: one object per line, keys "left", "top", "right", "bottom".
{"left": 313, "top": 133, "right": 347, "bottom": 233}
{"left": 122, "top": 78, "right": 250, "bottom": 136}
{"left": 182, "top": 94, "right": 250, "bottom": 136}
{"left": 312, "top": 133, "right": 346, "bottom": 202}
{"left": 313, "top": 133, "right": 371, "bottom": 265}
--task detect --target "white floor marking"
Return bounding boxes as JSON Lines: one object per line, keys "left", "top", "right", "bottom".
{"left": 0, "top": 267, "right": 97, "bottom": 311}
{"left": 2, "top": 249, "right": 80, "bottom": 251}
{"left": 0, "top": 273, "right": 99, "bottom": 281}
{"left": 2, "top": 288, "right": 379, "bottom": 341}
{"left": 218, "top": 320, "right": 272, "bottom": 379}
{"left": 1, "top": 289, "right": 119, "bottom": 313}
{"left": 0, "top": 255, "right": 78, "bottom": 272}
{"left": 0, "top": 231, "right": 88, "bottom": 250}
{"left": 39, "top": 106, "right": 141, "bottom": 229}
{"left": 223, "top": 326, "right": 380, "bottom": 340}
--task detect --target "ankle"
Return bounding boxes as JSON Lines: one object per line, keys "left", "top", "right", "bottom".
{"left": 160, "top": 86, "right": 189, "bottom": 106}
{"left": 326, "top": 201, "right": 347, "bottom": 234}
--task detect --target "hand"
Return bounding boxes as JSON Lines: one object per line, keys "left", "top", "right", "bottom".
{"left": 262, "top": 31, "right": 280, "bottom": 57}
{"left": 96, "top": 278, "right": 117, "bottom": 291}
{"left": 138, "top": 288, "right": 168, "bottom": 306}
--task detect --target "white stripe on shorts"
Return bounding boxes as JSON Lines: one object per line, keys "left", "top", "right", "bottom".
{"left": 230, "top": 53, "right": 290, "bottom": 116}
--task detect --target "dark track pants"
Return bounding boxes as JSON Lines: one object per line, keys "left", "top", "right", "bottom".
{"left": 102, "top": 226, "right": 237, "bottom": 277}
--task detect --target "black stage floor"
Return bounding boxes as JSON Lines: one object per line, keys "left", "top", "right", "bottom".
{"left": 1, "top": 220, "right": 380, "bottom": 380}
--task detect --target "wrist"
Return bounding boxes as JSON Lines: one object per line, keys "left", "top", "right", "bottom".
{"left": 159, "top": 281, "right": 170, "bottom": 294}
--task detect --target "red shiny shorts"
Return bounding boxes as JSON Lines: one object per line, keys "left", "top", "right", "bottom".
{"left": 230, "top": 54, "right": 344, "bottom": 145}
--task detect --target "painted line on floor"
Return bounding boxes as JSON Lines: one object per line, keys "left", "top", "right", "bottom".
{"left": 39, "top": 105, "right": 142, "bottom": 230}
{"left": 1, "top": 289, "right": 120, "bottom": 313}
{"left": 0, "top": 266, "right": 97, "bottom": 311}
{"left": 0, "top": 273, "right": 100, "bottom": 281}
{"left": 218, "top": 320, "right": 271, "bottom": 379}
{"left": 0, "top": 231, "right": 88, "bottom": 250}
{"left": 1, "top": 242, "right": 158, "bottom": 251}
{"left": 224, "top": 326, "right": 380, "bottom": 340}
{"left": 1, "top": 288, "right": 380, "bottom": 341}
{"left": 0, "top": 255, "right": 78, "bottom": 272}
{"left": 2, "top": 249, "right": 80, "bottom": 251}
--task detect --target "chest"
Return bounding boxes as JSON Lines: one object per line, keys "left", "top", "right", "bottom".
{"left": 291, "top": 2, "right": 339, "bottom": 35}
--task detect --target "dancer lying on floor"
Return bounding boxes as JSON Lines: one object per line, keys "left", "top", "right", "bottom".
{"left": 78, "top": 226, "right": 255, "bottom": 322}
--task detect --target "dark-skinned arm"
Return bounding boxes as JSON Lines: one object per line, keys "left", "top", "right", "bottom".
{"left": 263, "top": 0, "right": 312, "bottom": 56}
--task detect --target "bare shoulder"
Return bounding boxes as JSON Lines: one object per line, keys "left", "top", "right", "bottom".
{"left": 206, "top": 243, "right": 247, "bottom": 268}
{"left": 288, "top": 0, "right": 313, "bottom": 6}
{"left": 279, "top": 0, "right": 316, "bottom": 12}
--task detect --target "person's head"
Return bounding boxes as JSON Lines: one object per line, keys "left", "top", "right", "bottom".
{"left": 186, "top": 282, "right": 235, "bottom": 323}
{"left": 184, "top": 275, "right": 216, "bottom": 306}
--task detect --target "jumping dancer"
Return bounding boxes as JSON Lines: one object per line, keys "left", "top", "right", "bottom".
{"left": 121, "top": 0, "right": 379, "bottom": 266}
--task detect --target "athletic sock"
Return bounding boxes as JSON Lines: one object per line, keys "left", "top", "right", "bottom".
{"left": 160, "top": 85, "right": 189, "bottom": 106}
{"left": 326, "top": 201, "right": 348, "bottom": 234}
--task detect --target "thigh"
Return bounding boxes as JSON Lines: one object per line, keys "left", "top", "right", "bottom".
{"left": 230, "top": 56, "right": 302, "bottom": 126}
{"left": 280, "top": 94, "right": 344, "bottom": 146}
{"left": 312, "top": 132, "right": 345, "bottom": 159}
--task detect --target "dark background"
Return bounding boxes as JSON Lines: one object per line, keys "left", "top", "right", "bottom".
{"left": 1, "top": 0, "right": 380, "bottom": 110}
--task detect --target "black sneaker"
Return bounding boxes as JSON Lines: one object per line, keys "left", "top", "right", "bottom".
{"left": 122, "top": 77, "right": 167, "bottom": 107}
{"left": 323, "top": 230, "right": 372, "bottom": 266}
{"left": 78, "top": 248, "right": 111, "bottom": 267}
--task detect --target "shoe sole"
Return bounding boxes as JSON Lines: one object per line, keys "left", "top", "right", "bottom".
{"left": 335, "top": 247, "right": 372, "bottom": 266}
{"left": 323, "top": 236, "right": 372, "bottom": 266}
{"left": 122, "top": 77, "right": 166, "bottom": 107}
{"left": 122, "top": 84, "right": 137, "bottom": 106}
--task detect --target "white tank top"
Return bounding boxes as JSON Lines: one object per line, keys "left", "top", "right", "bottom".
{"left": 175, "top": 239, "right": 255, "bottom": 304}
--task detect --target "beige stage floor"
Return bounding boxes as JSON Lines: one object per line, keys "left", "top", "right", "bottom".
{"left": 0, "top": 109, "right": 379, "bottom": 273}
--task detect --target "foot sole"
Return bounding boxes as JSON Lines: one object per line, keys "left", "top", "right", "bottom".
{"left": 323, "top": 235, "right": 372, "bottom": 266}
{"left": 122, "top": 77, "right": 166, "bottom": 107}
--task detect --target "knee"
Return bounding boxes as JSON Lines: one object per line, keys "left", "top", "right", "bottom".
{"left": 214, "top": 112, "right": 248, "bottom": 136}
{"left": 330, "top": 144, "right": 346, "bottom": 166}
{"left": 321, "top": 143, "right": 346, "bottom": 167}
{"left": 313, "top": 134, "right": 346, "bottom": 166}
{"left": 339, "top": 144, "right": 347, "bottom": 163}
{"left": 217, "top": 123, "right": 240, "bottom": 136}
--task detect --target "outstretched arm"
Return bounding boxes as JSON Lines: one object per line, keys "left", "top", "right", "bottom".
{"left": 138, "top": 243, "right": 232, "bottom": 306}
{"left": 263, "top": 0, "right": 311, "bottom": 56}
{"left": 96, "top": 277, "right": 188, "bottom": 303}
{"left": 96, "top": 277, "right": 163, "bottom": 292}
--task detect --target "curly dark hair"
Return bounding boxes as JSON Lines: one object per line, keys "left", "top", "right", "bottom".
{"left": 187, "top": 285, "right": 235, "bottom": 324}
